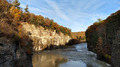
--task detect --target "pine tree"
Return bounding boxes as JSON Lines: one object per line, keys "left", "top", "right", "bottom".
{"left": 25, "top": 5, "right": 29, "bottom": 13}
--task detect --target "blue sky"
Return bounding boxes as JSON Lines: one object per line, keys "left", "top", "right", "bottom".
{"left": 19, "top": 0, "right": 120, "bottom": 32}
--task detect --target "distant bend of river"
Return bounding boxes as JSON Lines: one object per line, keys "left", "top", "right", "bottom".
{"left": 32, "top": 43, "right": 111, "bottom": 67}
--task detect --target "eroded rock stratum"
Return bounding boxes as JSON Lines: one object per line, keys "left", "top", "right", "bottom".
{"left": 21, "top": 23, "right": 71, "bottom": 51}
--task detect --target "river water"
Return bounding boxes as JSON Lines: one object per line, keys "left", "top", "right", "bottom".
{"left": 32, "top": 43, "right": 111, "bottom": 67}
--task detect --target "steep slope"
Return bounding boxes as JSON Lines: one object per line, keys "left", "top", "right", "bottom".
{"left": 86, "top": 10, "right": 120, "bottom": 67}
{"left": 112, "top": 27, "right": 120, "bottom": 67}
{"left": 21, "top": 23, "right": 71, "bottom": 51}
{"left": 0, "top": 0, "right": 72, "bottom": 67}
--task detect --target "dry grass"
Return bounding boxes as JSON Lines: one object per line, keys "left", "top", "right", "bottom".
{"left": 0, "top": 21, "right": 16, "bottom": 36}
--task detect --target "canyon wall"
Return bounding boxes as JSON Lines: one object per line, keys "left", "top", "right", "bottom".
{"left": 21, "top": 23, "right": 71, "bottom": 51}
{"left": 86, "top": 10, "right": 120, "bottom": 67}
{"left": 0, "top": 37, "right": 33, "bottom": 67}
{"left": 112, "top": 28, "right": 120, "bottom": 67}
{"left": 0, "top": 22, "right": 71, "bottom": 67}
{"left": 0, "top": 0, "right": 72, "bottom": 66}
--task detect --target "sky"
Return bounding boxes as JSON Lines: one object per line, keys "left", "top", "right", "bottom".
{"left": 19, "top": 0, "right": 120, "bottom": 32}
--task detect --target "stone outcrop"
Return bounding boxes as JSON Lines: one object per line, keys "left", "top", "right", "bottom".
{"left": 0, "top": 37, "right": 16, "bottom": 67}
{"left": 0, "top": 22, "right": 71, "bottom": 67}
{"left": 86, "top": 10, "right": 120, "bottom": 67}
{"left": 0, "top": 37, "right": 33, "bottom": 67}
{"left": 21, "top": 23, "right": 71, "bottom": 51}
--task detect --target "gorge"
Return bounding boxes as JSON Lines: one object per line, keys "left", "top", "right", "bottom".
{"left": 0, "top": 0, "right": 120, "bottom": 67}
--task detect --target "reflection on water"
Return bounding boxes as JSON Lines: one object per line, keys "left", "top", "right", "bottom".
{"left": 32, "top": 52, "right": 68, "bottom": 67}
{"left": 32, "top": 43, "right": 111, "bottom": 67}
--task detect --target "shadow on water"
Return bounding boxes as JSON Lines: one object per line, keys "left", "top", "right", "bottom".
{"left": 32, "top": 43, "right": 111, "bottom": 67}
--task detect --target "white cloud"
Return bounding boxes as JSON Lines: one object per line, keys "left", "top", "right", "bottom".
{"left": 30, "top": 7, "right": 43, "bottom": 13}
{"left": 20, "top": 3, "right": 49, "bottom": 15}
{"left": 92, "top": 2, "right": 105, "bottom": 11}
{"left": 45, "top": 0, "right": 69, "bottom": 21}
{"left": 19, "top": 0, "right": 119, "bottom": 32}
{"left": 84, "top": 0, "right": 96, "bottom": 10}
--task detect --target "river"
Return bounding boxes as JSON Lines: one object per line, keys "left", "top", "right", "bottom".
{"left": 32, "top": 43, "right": 111, "bottom": 67}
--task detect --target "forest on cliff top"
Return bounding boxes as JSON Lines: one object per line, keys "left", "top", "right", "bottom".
{"left": 0, "top": 0, "right": 72, "bottom": 54}
{"left": 0, "top": 0, "right": 71, "bottom": 37}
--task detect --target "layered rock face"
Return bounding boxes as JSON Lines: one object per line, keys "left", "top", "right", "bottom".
{"left": 0, "top": 21, "right": 71, "bottom": 67}
{"left": 86, "top": 10, "right": 120, "bottom": 67}
{"left": 21, "top": 23, "right": 71, "bottom": 51}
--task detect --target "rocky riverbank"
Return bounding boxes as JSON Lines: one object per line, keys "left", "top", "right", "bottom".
{"left": 0, "top": 37, "right": 33, "bottom": 67}
{"left": 0, "top": 22, "right": 73, "bottom": 67}
{"left": 86, "top": 10, "right": 120, "bottom": 67}
{"left": 0, "top": 0, "right": 80, "bottom": 67}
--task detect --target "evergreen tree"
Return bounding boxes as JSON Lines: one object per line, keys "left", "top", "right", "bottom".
{"left": 25, "top": 5, "right": 29, "bottom": 13}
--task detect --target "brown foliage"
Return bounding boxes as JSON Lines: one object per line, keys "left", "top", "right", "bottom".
{"left": 10, "top": 6, "right": 22, "bottom": 21}
{"left": 86, "top": 10, "right": 120, "bottom": 64}
{"left": 71, "top": 32, "right": 86, "bottom": 41}
{"left": 0, "top": 21, "right": 16, "bottom": 37}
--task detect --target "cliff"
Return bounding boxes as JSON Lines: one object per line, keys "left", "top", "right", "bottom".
{"left": 86, "top": 10, "right": 120, "bottom": 67}
{"left": 0, "top": 0, "right": 72, "bottom": 67}
{"left": 0, "top": 37, "right": 33, "bottom": 67}
{"left": 21, "top": 23, "right": 71, "bottom": 51}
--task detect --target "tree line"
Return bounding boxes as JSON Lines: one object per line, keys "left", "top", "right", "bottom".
{"left": 1, "top": 0, "right": 71, "bottom": 36}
